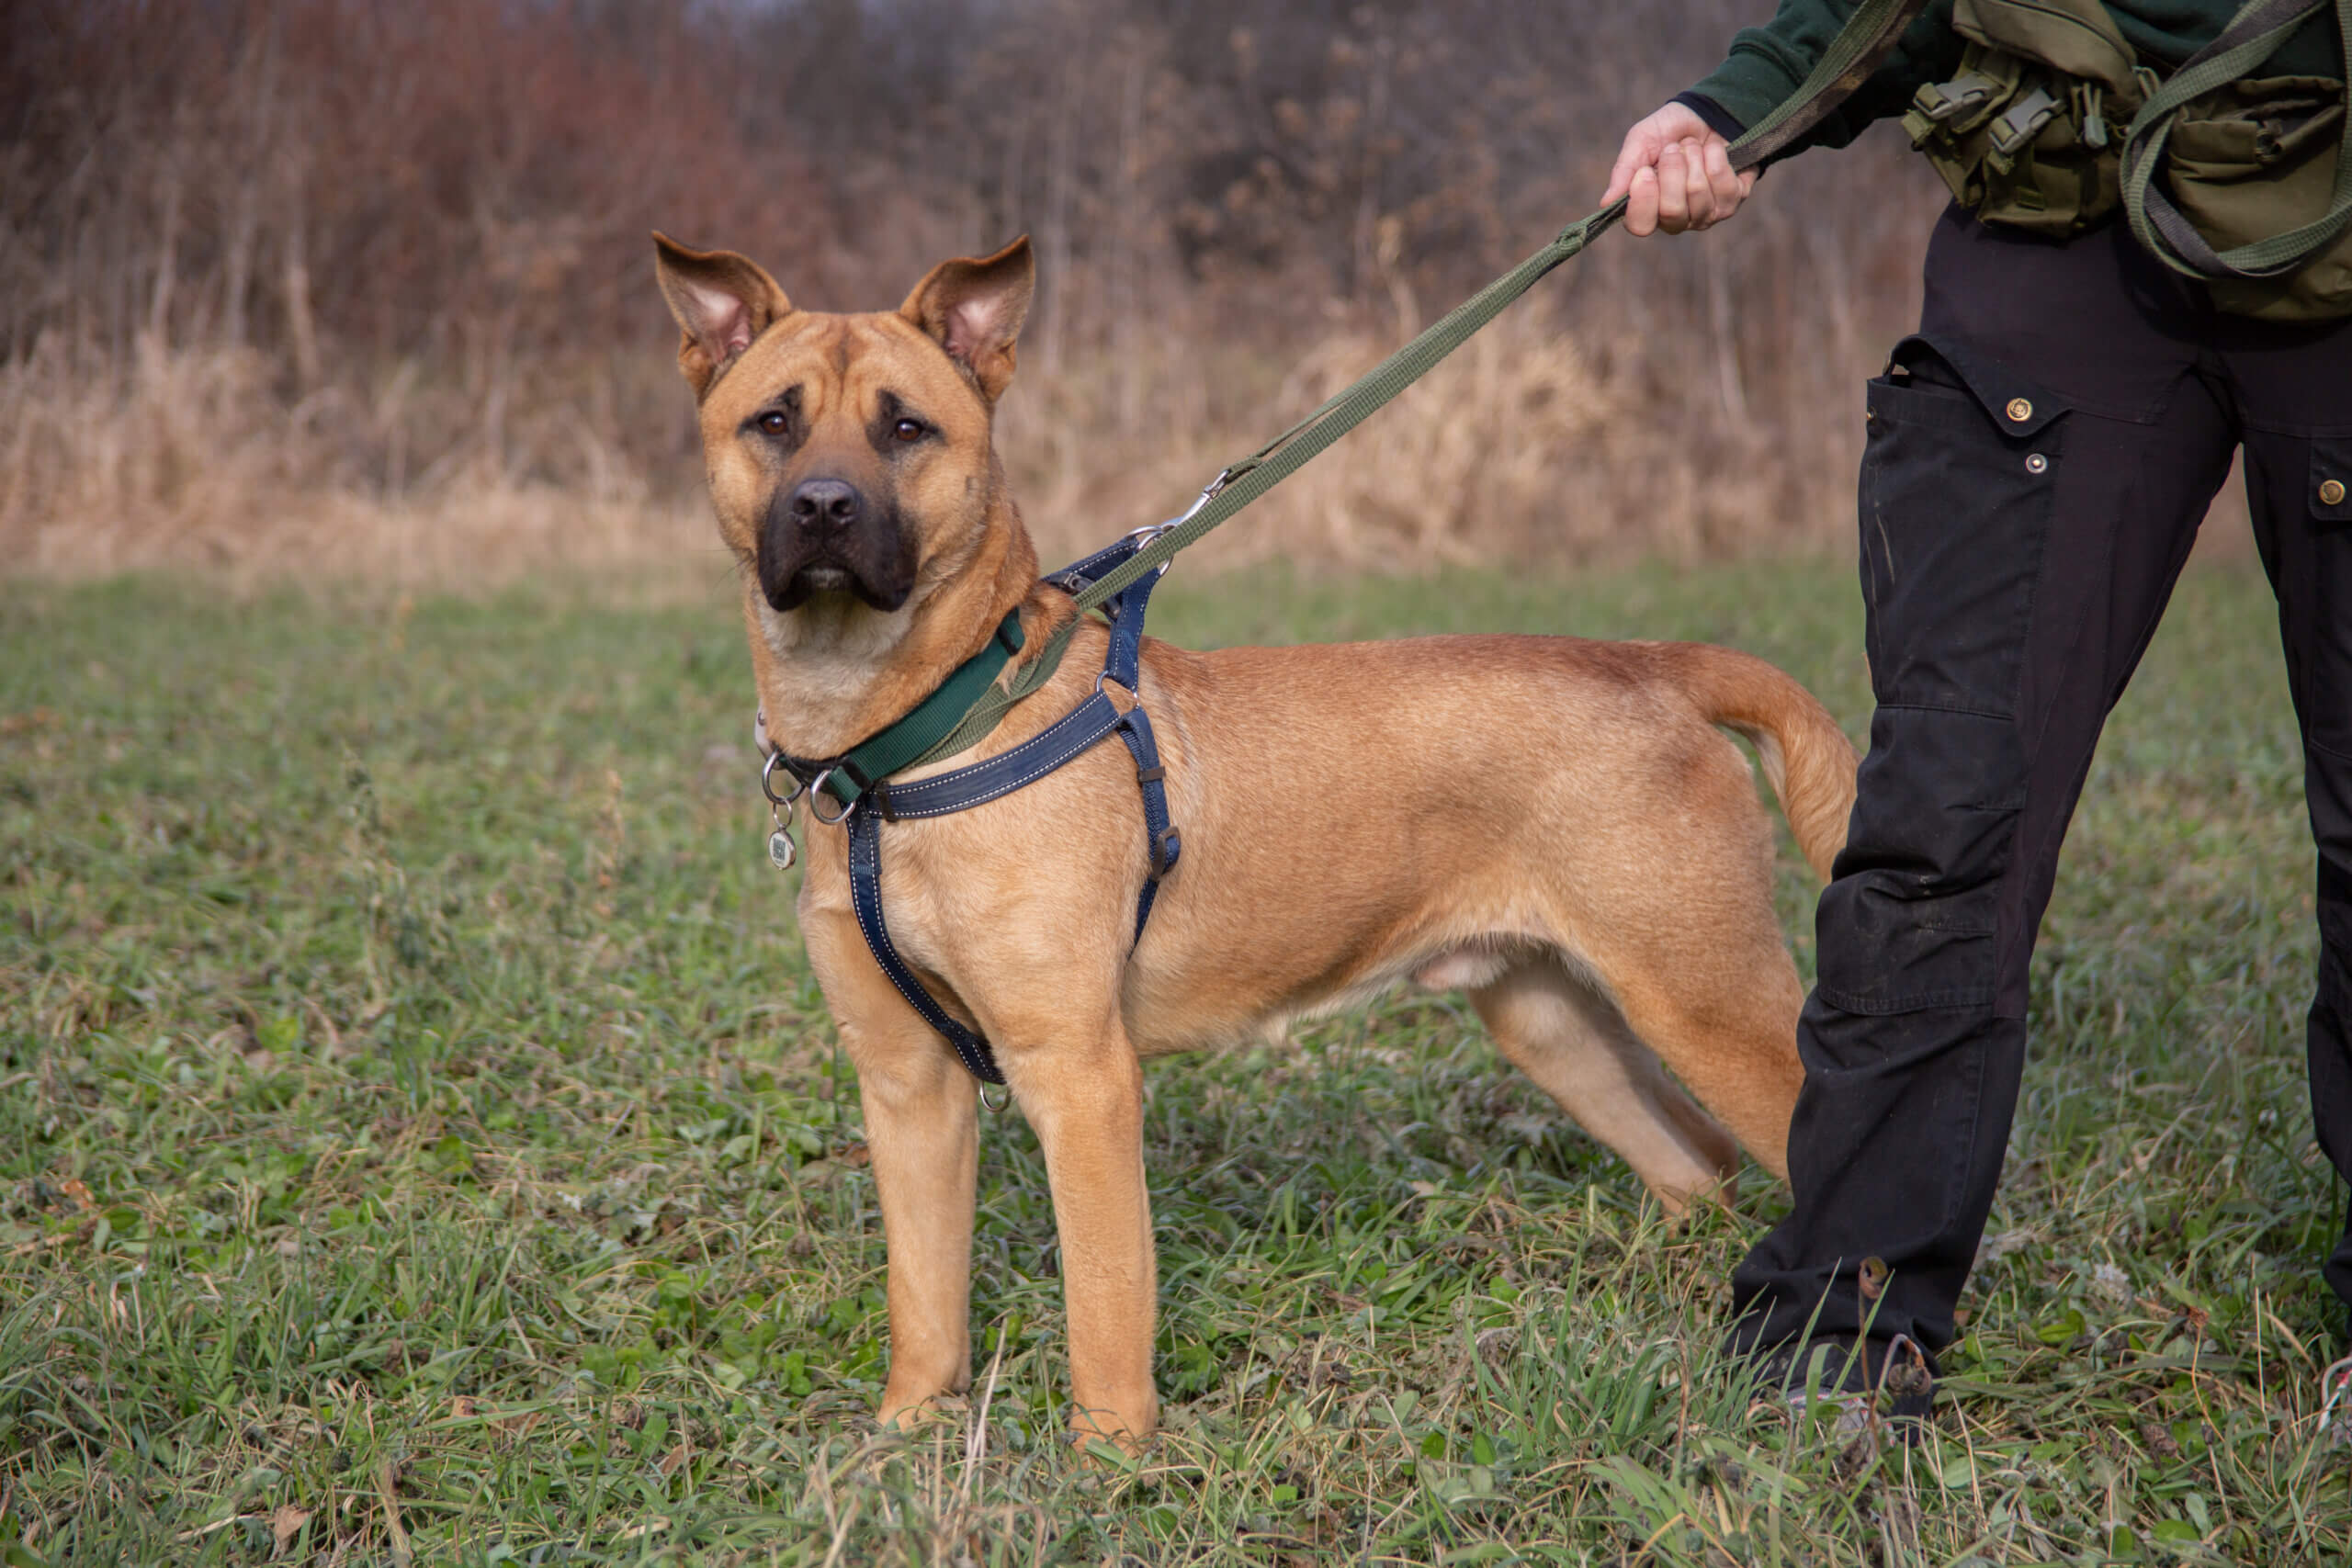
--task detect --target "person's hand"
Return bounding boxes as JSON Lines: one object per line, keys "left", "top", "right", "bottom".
{"left": 1602, "top": 103, "right": 1758, "bottom": 236}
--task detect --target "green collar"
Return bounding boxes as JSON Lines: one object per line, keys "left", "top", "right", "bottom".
{"left": 788, "top": 609, "right": 1025, "bottom": 806}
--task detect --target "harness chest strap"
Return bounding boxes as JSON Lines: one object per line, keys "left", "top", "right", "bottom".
{"left": 758, "top": 538, "right": 1182, "bottom": 1087}
{"left": 801, "top": 608, "right": 1028, "bottom": 807}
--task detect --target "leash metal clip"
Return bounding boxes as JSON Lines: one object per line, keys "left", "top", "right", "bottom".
{"left": 1120, "top": 466, "right": 1233, "bottom": 556}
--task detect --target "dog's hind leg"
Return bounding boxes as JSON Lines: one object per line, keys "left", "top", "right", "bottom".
{"left": 1518, "top": 732, "right": 1812, "bottom": 1190}
{"left": 1600, "top": 934, "right": 1809, "bottom": 1187}
{"left": 1470, "top": 957, "right": 1741, "bottom": 1211}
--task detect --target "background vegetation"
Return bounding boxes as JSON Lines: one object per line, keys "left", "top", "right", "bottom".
{"left": 5, "top": 561, "right": 2349, "bottom": 1563}
{"left": 2, "top": 0, "right": 1951, "bottom": 582}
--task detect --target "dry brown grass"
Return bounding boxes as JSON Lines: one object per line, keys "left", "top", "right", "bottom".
{"left": 0, "top": 338, "right": 712, "bottom": 592}
{"left": 0, "top": 300, "right": 1872, "bottom": 592}
{"left": 988, "top": 295, "right": 1864, "bottom": 581}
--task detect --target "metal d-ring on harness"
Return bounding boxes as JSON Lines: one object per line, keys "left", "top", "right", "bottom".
{"left": 744, "top": 0, "right": 1932, "bottom": 1093}
{"left": 754, "top": 523, "right": 1187, "bottom": 1089}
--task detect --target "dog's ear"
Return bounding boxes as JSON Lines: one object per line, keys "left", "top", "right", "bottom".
{"left": 652, "top": 232, "right": 794, "bottom": 399}
{"left": 897, "top": 237, "right": 1034, "bottom": 402}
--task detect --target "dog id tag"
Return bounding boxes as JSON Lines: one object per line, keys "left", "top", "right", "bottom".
{"left": 767, "top": 828, "right": 797, "bottom": 872}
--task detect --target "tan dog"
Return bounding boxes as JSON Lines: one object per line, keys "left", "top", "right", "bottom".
{"left": 653, "top": 231, "right": 1857, "bottom": 1453}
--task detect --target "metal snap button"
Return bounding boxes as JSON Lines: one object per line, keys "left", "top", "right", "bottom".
{"left": 2324, "top": 478, "right": 2347, "bottom": 506}
{"left": 2006, "top": 397, "right": 2033, "bottom": 423}
{"left": 2025, "top": 453, "right": 2049, "bottom": 474}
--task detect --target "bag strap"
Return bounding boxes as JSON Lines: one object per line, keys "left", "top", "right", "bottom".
{"left": 2122, "top": 0, "right": 2352, "bottom": 280}
{"left": 1952, "top": 0, "right": 2140, "bottom": 94}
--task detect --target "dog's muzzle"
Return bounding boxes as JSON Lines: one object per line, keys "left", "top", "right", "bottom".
{"left": 757, "top": 478, "right": 914, "bottom": 613}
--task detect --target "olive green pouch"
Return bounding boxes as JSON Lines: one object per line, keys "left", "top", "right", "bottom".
{"left": 1908, "top": 0, "right": 2352, "bottom": 319}
{"left": 1902, "top": 0, "right": 2147, "bottom": 235}
{"left": 2130, "top": 70, "right": 2352, "bottom": 320}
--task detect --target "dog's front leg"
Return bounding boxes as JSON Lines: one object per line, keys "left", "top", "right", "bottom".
{"left": 823, "top": 956, "right": 982, "bottom": 1431}
{"left": 1006, "top": 1020, "right": 1158, "bottom": 1453}
{"left": 859, "top": 1038, "right": 980, "bottom": 1430}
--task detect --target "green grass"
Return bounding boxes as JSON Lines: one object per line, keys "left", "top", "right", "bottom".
{"left": 2, "top": 558, "right": 2348, "bottom": 1565}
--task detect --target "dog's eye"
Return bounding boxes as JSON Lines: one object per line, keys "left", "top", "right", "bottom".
{"left": 757, "top": 411, "right": 788, "bottom": 435}
{"left": 891, "top": 418, "right": 925, "bottom": 444}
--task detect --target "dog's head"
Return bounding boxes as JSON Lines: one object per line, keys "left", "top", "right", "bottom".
{"left": 652, "top": 233, "right": 1035, "bottom": 618}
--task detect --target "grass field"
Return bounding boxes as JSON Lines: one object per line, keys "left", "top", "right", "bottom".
{"left": 4, "top": 557, "right": 2349, "bottom": 1565}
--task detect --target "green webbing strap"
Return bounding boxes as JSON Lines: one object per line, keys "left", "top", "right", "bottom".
{"left": 815, "top": 609, "right": 1023, "bottom": 804}
{"left": 2122, "top": 0, "right": 2352, "bottom": 279}
{"left": 1729, "top": 0, "right": 1940, "bottom": 165}
{"left": 910, "top": 0, "right": 1932, "bottom": 769}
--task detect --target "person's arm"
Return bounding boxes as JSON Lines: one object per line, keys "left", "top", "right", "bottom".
{"left": 1603, "top": 0, "right": 1962, "bottom": 237}
{"left": 1687, "top": 0, "right": 1960, "bottom": 151}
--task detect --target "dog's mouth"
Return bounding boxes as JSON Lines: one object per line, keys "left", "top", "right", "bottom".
{"left": 767, "top": 558, "right": 910, "bottom": 615}
{"left": 757, "top": 530, "right": 915, "bottom": 615}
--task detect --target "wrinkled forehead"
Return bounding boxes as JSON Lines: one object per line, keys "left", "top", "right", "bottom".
{"left": 704, "top": 310, "right": 976, "bottom": 425}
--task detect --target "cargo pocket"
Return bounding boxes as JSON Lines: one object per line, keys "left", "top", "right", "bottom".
{"left": 1859, "top": 333, "right": 2068, "bottom": 717}
{"left": 1829, "top": 334, "right": 2068, "bottom": 1017}
{"left": 1816, "top": 705, "right": 2020, "bottom": 1013}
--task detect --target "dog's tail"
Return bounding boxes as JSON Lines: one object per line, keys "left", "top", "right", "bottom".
{"left": 1654, "top": 642, "right": 1858, "bottom": 882}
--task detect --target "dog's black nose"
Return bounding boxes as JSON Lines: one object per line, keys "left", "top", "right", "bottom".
{"left": 788, "top": 479, "right": 861, "bottom": 532}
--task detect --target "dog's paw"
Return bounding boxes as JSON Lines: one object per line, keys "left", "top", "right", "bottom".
{"left": 875, "top": 1389, "right": 968, "bottom": 1436}
{"left": 1065, "top": 1411, "right": 1153, "bottom": 1469}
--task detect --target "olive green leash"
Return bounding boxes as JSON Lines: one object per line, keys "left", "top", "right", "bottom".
{"left": 901, "top": 0, "right": 1934, "bottom": 772}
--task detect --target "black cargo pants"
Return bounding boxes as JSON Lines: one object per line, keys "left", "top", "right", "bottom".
{"left": 1728, "top": 204, "right": 2352, "bottom": 1359}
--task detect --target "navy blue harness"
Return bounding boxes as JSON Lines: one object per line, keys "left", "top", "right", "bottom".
{"left": 759, "top": 536, "right": 1181, "bottom": 1087}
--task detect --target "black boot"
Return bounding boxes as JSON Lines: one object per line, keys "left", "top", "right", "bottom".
{"left": 1743, "top": 1332, "right": 1938, "bottom": 1436}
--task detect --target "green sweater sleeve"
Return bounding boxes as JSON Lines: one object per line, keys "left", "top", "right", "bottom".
{"left": 1684, "top": 0, "right": 1966, "bottom": 152}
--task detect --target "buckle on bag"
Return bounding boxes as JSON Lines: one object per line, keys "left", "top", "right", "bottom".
{"left": 2075, "top": 82, "right": 2109, "bottom": 151}
{"left": 1988, "top": 85, "right": 2060, "bottom": 158}
{"left": 1913, "top": 72, "right": 1999, "bottom": 124}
